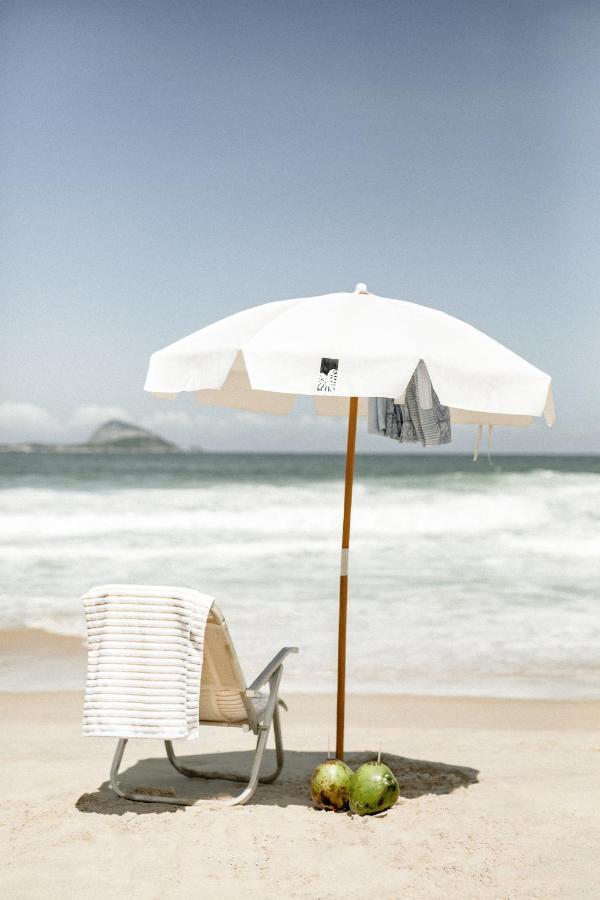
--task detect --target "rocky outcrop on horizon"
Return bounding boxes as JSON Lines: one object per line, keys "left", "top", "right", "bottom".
{"left": 0, "top": 419, "right": 186, "bottom": 453}
{"left": 86, "top": 419, "right": 181, "bottom": 452}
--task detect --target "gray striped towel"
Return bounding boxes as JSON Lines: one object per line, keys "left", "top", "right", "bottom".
{"left": 83, "top": 584, "right": 214, "bottom": 740}
{"left": 368, "top": 360, "right": 451, "bottom": 447}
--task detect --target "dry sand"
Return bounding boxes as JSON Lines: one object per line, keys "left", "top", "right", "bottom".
{"left": 1, "top": 684, "right": 600, "bottom": 899}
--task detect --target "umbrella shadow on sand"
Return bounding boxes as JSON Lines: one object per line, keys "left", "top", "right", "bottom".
{"left": 76, "top": 749, "right": 478, "bottom": 816}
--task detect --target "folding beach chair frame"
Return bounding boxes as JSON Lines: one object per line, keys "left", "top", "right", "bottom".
{"left": 108, "top": 646, "right": 298, "bottom": 807}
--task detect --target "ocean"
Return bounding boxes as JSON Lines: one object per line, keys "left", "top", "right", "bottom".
{"left": 1, "top": 452, "right": 599, "bottom": 698}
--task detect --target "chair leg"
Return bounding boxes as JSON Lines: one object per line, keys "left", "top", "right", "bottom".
{"left": 108, "top": 670, "right": 286, "bottom": 808}
{"left": 257, "top": 703, "right": 284, "bottom": 784}
{"left": 164, "top": 739, "right": 247, "bottom": 783}
{"left": 109, "top": 716, "right": 281, "bottom": 808}
{"left": 109, "top": 738, "right": 196, "bottom": 806}
{"left": 216, "top": 669, "right": 285, "bottom": 804}
{"left": 162, "top": 726, "right": 272, "bottom": 807}
{"left": 220, "top": 725, "right": 270, "bottom": 806}
{"left": 165, "top": 703, "right": 285, "bottom": 786}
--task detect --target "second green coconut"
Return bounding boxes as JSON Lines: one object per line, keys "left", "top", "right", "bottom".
{"left": 349, "top": 761, "right": 399, "bottom": 816}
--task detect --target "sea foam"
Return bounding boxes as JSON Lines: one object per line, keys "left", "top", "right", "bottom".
{"left": 1, "top": 454, "right": 599, "bottom": 697}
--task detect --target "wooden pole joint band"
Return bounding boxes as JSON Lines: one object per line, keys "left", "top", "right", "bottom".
{"left": 340, "top": 548, "right": 349, "bottom": 576}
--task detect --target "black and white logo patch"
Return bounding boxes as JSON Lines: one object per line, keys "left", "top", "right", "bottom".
{"left": 317, "top": 357, "right": 339, "bottom": 392}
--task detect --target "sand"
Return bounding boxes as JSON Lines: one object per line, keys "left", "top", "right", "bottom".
{"left": 0, "top": 629, "right": 86, "bottom": 691}
{"left": 1, "top": 682, "right": 600, "bottom": 900}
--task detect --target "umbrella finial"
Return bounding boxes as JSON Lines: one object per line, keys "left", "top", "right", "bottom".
{"left": 354, "top": 282, "right": 368, "bottom": 294}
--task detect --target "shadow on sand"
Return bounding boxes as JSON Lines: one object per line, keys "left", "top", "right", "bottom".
{"left": 76, "top": 747, "right": 478, "bottom": 816}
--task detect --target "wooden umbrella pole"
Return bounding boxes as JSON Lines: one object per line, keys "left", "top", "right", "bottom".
{"left": 335, "top": 395, "right": 359, "bottom": 759}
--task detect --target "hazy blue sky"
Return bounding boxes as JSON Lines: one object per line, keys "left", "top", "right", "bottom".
{"left": 2, "top": 0, "right": 599, "bottom": 452}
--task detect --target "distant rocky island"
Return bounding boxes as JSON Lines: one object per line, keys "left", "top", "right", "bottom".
{"left": 0, "top": 419, "right": 185, "bottom": 454}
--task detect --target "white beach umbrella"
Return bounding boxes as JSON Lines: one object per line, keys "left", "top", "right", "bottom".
{"left": 145, "top": 283, "right": 554, "bottom": 757}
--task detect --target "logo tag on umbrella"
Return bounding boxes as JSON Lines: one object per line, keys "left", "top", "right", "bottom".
{"left": 317, "top": 358, "right": 339, "bottom": 392}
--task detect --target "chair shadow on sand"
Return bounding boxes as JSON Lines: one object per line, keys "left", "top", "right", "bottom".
{"left": 76, "top": 748, "right": 479, "bottom": 816}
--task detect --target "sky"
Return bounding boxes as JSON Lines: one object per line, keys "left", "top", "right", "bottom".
{"left": 1, "top": 0, "right": 599, "bottom": 453}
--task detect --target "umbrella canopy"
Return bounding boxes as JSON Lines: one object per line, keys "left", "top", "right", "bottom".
{"left": 146, "top": 283, "right": 554, "bottom": 426}
{"left": 145, "top": 283, "right": 554, "bottom": 757}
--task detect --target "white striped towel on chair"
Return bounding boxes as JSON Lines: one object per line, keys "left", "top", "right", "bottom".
{"left": 83, "top": 584, "right": 214, "bottom": 740}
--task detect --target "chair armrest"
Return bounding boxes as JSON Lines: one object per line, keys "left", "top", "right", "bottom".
{"left": 248, "top": 647, "right": 299, "bottom": 692}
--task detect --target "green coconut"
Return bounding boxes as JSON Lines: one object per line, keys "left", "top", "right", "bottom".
{"left": 310, "top": 759, "right": 354, "bottom": 811}
{"left": 349, "top": 761, "right": 399, "bottom": 816}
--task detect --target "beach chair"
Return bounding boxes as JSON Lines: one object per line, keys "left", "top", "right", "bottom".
{"left": 105, "top": 602, "right": 298, "bottom": 806}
